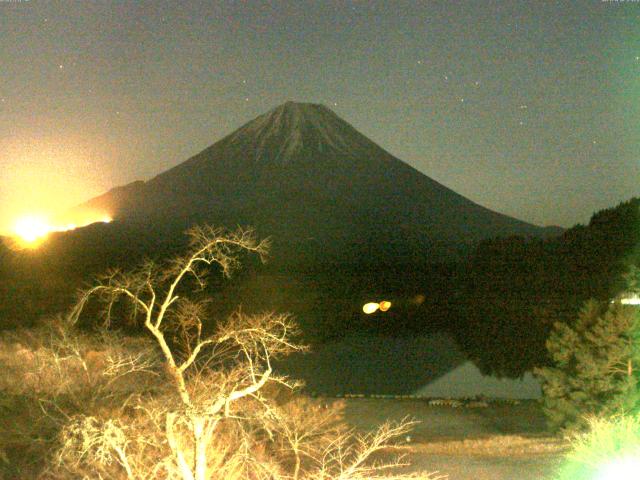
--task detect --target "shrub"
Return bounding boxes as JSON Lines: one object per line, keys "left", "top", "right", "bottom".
{"left": 555, "top": 414, "right": 640, "bottom": 480}
{"left": 535, "top": 299, "right": 640, "bottom": 432}
{"left": 0, "top": 321, "right": 160, "bottom": 478}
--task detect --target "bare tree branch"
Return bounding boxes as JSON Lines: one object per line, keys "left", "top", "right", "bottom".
{"left": 51, "top": 224, "right": 436, "bottom": 480}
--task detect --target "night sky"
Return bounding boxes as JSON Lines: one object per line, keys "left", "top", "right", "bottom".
{"left": 1, "top": 0, "right": 638, "bottom": 234}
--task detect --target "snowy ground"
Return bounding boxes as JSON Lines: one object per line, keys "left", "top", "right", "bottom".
{"left": 341, "top": 398, "right": 567, "bottom": 480}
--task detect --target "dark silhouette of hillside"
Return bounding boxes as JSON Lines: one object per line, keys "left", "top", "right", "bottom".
{"left": 70, "top": 101, "right": 558, "bottom": 268}
{"left": 453, "top": 197, "right": 640, "bottom": 377}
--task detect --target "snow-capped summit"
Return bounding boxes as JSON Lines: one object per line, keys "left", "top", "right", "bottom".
{"left": 224, "top": 101, "right": 371, "bottom": 162}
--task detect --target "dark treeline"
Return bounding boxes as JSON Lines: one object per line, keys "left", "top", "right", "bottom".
{"left": 1, "top": 198, "right": 639, "bottom": 378}
{"left": 451, "top": 197, "right": 640, "bottom": 377}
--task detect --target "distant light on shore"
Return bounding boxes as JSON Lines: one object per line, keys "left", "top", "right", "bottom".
{"left": 362, "top": 300, "right": 392, "bottom": 314}
{"left": 363, "top": 302, "right": 380, "bottom": 314}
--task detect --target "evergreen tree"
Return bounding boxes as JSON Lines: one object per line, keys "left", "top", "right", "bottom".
{"left": 535, "top": 299, "right": 640, "bottom": 432}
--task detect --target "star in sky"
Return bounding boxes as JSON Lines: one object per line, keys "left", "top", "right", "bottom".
{"left": 0, "top": 0, "right": 636, "bottom": 231}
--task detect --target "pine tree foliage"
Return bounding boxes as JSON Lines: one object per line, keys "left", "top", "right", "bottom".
{"left": 535, "top": 299, "right": 640, "bottom": 432}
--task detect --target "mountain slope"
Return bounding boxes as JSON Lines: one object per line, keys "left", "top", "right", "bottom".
{"left": 73, "top": 101, "right": 558, "bottom": 265}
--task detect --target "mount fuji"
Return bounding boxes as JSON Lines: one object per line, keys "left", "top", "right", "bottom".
{"left": 70, "top": 101, "right": 558, "bottom": 267}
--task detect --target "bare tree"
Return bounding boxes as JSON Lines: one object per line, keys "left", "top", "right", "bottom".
{"left": 56, "top": 225, "right": 438, "bottom": 480}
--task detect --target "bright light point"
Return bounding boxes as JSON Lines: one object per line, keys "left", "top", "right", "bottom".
{"left": 363, "top": 301, "right": 392, "bottom": 314}
{"left": 363, "top": 302, "right": 380, "bottom": 314}
{"left": 379, "top": 300, "right": 392, "bottom": 312}
{"left": 10, "top": 212, "right": 113, "bottom": 249}
{"left": 595, "top": 456, "right": 640, "bottom": 480}
{"left": 621, "top": 295, "right": 640, "bottom": 305}
{"left": 13, "top": 216, "right": 51, "bottom": 244}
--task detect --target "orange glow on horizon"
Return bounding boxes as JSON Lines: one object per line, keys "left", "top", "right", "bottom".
{"left": 14, "top": 216, "right": 51, "bottom": 245}
{"left": 1, "top": 134, "right": 116, "bottom": 239}
{"left": 11, "top": 213, "right": 112, "bottom": 249}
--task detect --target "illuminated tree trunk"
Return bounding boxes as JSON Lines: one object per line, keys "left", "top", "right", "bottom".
{"left": 166, "top": 413, "right": 196, "bottom": 480}
{"left": 193, "top": 416, "right": 208, "bottom": 480}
